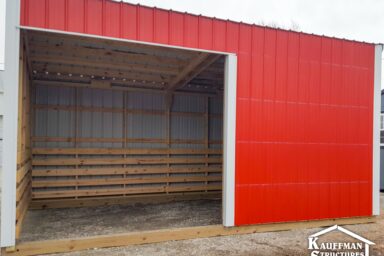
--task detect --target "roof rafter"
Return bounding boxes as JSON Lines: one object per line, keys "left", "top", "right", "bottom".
{"left": 168, "top": 54, "right": 221, "bottom": 91}
{"left": 167, "top": 52, "right": 215, "bottom": 91}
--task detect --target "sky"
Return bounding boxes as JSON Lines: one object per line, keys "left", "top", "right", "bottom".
{"left": 120, "top": 0, "right": 384, "bottom": 88}
{"left": 1, "top": 0, "right": 384, "bottom": 85}
{"left": 120, "top": 0, "right": 384, "bottom": 44}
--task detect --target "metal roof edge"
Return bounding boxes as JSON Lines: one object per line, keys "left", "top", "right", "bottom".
{"left": 111, "top": 0, "right": 381, "bottom": 46}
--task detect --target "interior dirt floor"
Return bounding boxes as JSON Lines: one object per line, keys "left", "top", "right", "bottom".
{"left": 18, "top": 194, "right": 384, "bottom": 256}
{"left": 20, "top": 195, "right": 384, "bottom": 256}
{"left": 20, "top": 199, "right": 222, "bottom": 242}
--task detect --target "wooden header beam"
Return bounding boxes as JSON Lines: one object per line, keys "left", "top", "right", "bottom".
{"left": 167, "top": 52, "right": 211, "bottom": 91}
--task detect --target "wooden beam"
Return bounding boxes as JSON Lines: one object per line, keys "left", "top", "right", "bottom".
{"left": 30, "top": 54, "right": 179, "bottom": 75}
{"left": 29, "top": 192, "right": 222, "bottom": 209}
{"left": 29, "top": 42, "right": 188, "bottom": 67}
{"left": 4, "top": 217, "right": 375, "bottom": 256}
{"left": 168, "top": 54, "right": 222, "bottom": 91}
{"left": 22, "top": 32, "right": 33, "bottom": 81}
{"left": 31, "top": 157, "right": 222, "bottom": 166}
{"left": 31, "top": 166, "right": 222, "bottom": 177}
{"left": 32, "top": 148, "right": 222, "bottom": 155}
{"left": 32, "top": 175, "right": 222, "bottom": 187}
{"left": 31, "top": 136, "right": 223, "bottom": 144}
{"left": 31, "top": 63, "right": 171, "bottom": 83}
{"left": 167, "top": 52, "right": 210, "bottom": 91}
{"left": 32, "top": 184, "right": 222, "bottom": 199}
{"left": 28, "top": 30, "right": 196, "bottom": 60}
{"left": 16, "top": 161, "right": 31, "bottom": 184}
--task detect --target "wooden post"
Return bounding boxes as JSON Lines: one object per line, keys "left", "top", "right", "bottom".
{"left": 123, "top": 91, "right": 127, "bottom": 196}
{"left": 205, "top": 96, "right": 209, "bottom": 192}
{"left": 165, "top": 92, "right": 173, "bottom": 194}
{"left": 74, "top": 88, "right": 79, "bottom": 199}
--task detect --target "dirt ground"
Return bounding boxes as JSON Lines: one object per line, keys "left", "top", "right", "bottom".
{"left": 22, "top": 195, "right": 384, "bottom": 256}
{"left": 20, "top": 199, "right": 222, "bottom": 242}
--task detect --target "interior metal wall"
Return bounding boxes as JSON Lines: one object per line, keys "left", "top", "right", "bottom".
{"left": 33, "top": 84, "right": 223, "bottom": 150}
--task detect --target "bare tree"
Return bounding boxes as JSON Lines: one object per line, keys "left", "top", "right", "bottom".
{"left": 258, "top": 20, "right": 300, "bottom": 32}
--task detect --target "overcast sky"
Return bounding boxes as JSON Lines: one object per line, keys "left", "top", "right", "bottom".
{"left": 122, "top": 0, "right": 384, "bottom": 44}
{"left": 123, "top": 0, "right": 384, "bottom": 87}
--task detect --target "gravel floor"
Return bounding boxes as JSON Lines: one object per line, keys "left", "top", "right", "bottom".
{"left": 20, "top": 199, "right": 222, "bottom": 242}
{"left": 20, "top": 195, "right": 384, "bottom": 256}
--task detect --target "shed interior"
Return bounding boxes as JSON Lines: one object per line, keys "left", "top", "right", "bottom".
{"left": 15, "top": 30, "right": 225, "bottom": 240}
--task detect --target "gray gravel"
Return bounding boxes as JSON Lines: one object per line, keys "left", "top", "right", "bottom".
{"left": 19, "top": 195, "right": 384, "bottom": 256}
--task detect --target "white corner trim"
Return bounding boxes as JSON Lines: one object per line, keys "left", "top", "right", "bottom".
{"left": 373, "top": 44, "right": 382, "bottom": 216}
{"left": 0, "top": 0, "right": 5, "bottom": 71}
{"left": 1, "top": 0, "right": 20, "bottom": 247}
{"left": 223, "top": 54, "right": 237, "bottom": 227}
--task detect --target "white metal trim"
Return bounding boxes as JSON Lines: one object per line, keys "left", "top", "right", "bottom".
{"left": 223, "top": 54, "right": 237, "bottom": 227}
{"left": 0, "top": 0, "right": 5, "bottom": 71}
{"left": 18, "top": 26, "right": 236, "bottom": 56}
{"left": 373, "top": 45, "right": 382, "bottom": 216}
{"left": 1, "top": 0, "right": 21, "bottom": 247}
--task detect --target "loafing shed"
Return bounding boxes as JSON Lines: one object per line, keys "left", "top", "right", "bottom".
{"left": 0, "top": 0, "right": 382, "bottom": 254}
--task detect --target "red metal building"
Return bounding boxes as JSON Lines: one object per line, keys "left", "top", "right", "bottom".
{"left": 18, "top": 0, "right": 383, "bottom": 225}
{"left": 0, "top": 0, "right": 381, "bottom": 250}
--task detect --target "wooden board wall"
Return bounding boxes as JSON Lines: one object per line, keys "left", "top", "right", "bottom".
{"left": 30, "top": 85, "right": 224, "bottom": 208}
{"left": 16, "top": 39, "right": 32, "bottom": 238}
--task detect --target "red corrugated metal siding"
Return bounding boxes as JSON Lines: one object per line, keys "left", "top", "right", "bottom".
{"left": 20, "top": 0, "right": 375, "bottom": 226}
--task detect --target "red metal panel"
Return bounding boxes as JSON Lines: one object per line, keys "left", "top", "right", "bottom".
{"left": 226, "top": 21, "right": 239, "bottom": 53}
{"left": 67, "top": 0, "right": 85, "bottom": 33}
{"left": 212, "top": 20, "right": 227, "bottom": 52}
{"left": 198, "top": 17, "right": 213, "bottom": 50}
{"left": 121, "top": 3, "right": 137, "bottom": 40}
{"left": 21, "top": 0, "right": 376, "bottom": 226}
{"left": 153, "top": 9, "right": 169, "bottom": 44}
{"left": 169, "top": 12, "right": 183, "bottom": 46}
{"left": 183, "top": 14, "right": 198, "bottom": 48}
{"left": 46, "top": 0, "right": 65, "bottom": 30}
{"left": 23, "top": 0, "right": 47, "bottom": 28}
{"left": 137, "top": 6, "right": 153, "bottom": 42}
{"left": 85, "top": 0, "right": 103, "bottom": 35}
{"left": 104, "top": 0, "right": 121, "bottom": 38}
{"left": 20, "top": 0, "right": 26, "bottom": 26}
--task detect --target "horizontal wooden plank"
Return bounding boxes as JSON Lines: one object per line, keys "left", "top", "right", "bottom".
{"left": 28, "top": 30, "right": 197, "bottom": 59}
{"left": 32, "top": 166, "right": 222, "bottom": 177}
{"left": 32, "top": 148, "right": 222, "bottom": 155}
{"left": 32, "top": 157, "right": 222, "bottom": 166}
{"left": 16, "top": 160, "right": 31, "bottom": 184}
{"left": 30, "top": 54, "right": 180, "bottom": 76}
{"left": 33, "top": 64, "right": 171, "bottom": 83}
{"left": 17, "top": 151, "right": 31, "bottom": 168}
{"left": 32, "top": 175, "right": 222, "bottom": 187}
{"left": 31, "top": 136, "right": 223, "bottom": 144}
{"left": 16, "top": 188, "right": 31, "bottom": 221}
{"left": 6, "top": 217, "right": 375, "bottom": 256}
{"left": 29, "top": 42, "right": 188, "bottom": 67}
{"left": 16, "top": 173, "right": 31, "bottom": 203}
{"left": 32, "top": 185, "right": 222, "bottom": 199}
{"left": 29, "top": 192, "right": 222, "bottom": 209}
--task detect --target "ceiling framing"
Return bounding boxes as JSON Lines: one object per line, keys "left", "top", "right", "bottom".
{"left": 24, "top": 30, "right": 225, "bottom": 94}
